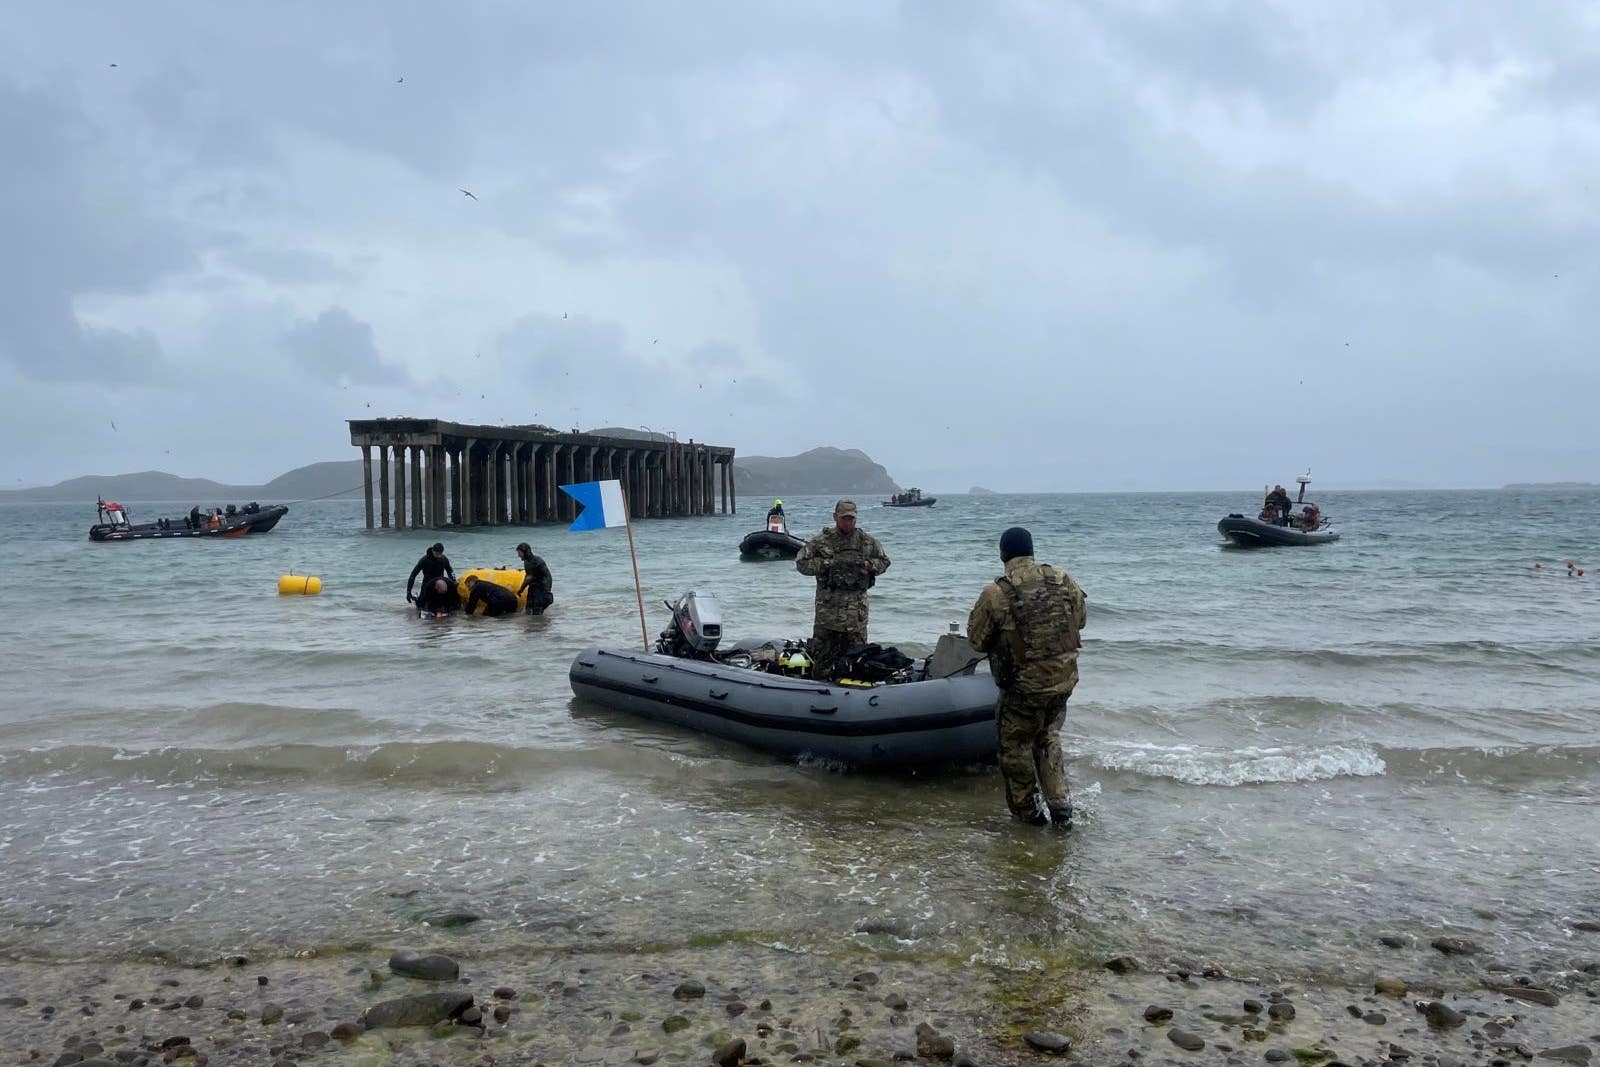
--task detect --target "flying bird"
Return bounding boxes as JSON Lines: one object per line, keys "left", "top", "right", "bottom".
{"left": 460, "top": 189, "right": 478, "bottom": 201}
{"left": 396, "top": 77, "right": 404, "bottom": 84}
{"left": 110, "top": 418, "right": 117, "bottom": 432}
{"left": 108, "top": 63, "right": 117, "bottom": 68}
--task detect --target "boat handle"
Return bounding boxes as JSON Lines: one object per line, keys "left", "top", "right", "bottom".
{"left": 808, "top": 704, "right": 838, "bottom": 715}
{"left": 641, "top": 674, "right": 659, "bottom": 684}
{"left": 709, "top": 689, "right": 729, "bottom": 700}
{"left": 577, "top": 659, "right": 596, "bottom": 669}
{"left": 868, "top": 695, "right": 880, "bottom": 707}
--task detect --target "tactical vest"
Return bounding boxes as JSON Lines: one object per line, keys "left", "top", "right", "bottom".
{"left": 823, "top": 534, "right": 874, "bottom": 592}
{"left": 992, "top": 568, "right": 1078, "bottom": 686}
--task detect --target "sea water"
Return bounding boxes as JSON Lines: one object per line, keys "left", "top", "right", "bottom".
{"left": 1, "top": 490, "right": 1596, "bottom": 982}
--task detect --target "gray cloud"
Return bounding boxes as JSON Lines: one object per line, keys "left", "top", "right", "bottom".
{"left": 0, "top": 78, "right": 190, "bottom": 382}
{"left": 282, "top": 307, "right": 410, "bottom": 387}
{"left": 0, "top": 2, "right": 1595, "bottom": 489}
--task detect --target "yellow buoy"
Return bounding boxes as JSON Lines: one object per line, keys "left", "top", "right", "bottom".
{"left": 277, "top": 574, "right": 323, "bottom": 595}
{"left": 456, "top": 567, "right": 526, "bottom": 613}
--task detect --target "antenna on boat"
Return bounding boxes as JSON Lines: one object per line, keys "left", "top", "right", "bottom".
{"left": 1296, "top": 468, "right": 1311, "bottom": 503}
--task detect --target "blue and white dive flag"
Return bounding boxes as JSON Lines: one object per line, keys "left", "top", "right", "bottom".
{"left": 560, "top": 479, "right": 629, "bottom": 531}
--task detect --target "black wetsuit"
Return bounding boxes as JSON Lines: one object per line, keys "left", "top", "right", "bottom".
{"left": 464, "top": 581, "right": 519, "bottom": 617}
{"left": 406, "top": 552, "right": 455, "bottom": 600}
{"left": 520, "top": 554, "right": 554, "bottom": 614}
{"left": 416, "top": 581, "right": 461, "bottom": 616}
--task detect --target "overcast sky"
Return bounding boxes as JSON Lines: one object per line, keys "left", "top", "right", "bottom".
{"left": 3, "top": 2, "right": 1596, "bottom": 492}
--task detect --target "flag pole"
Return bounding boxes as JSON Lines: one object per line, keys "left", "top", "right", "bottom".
{"left": 622, "top": 488, "right": 650, "bottom": 651}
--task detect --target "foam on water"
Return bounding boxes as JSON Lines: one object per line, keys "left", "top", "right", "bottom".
{"left": 1087, "top": 740, "right": 1387, "bottom": 786}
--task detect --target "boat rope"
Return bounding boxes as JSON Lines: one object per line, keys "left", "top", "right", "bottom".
{"left": 281, "top": 483, "right": 367, "bottom": 505}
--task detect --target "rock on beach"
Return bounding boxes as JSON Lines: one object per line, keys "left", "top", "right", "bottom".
{"left": 388, "top": 948, "right": 460, "bottom": 981}
{"left": 361, "top": 990, "right": 474, "bottom": 1029}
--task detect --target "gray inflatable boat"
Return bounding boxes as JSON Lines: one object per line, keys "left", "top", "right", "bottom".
{"left": 568, "top": 592, "right": 999, "bottom": 767}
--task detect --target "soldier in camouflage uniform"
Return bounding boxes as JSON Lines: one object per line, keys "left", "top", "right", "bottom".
{"left": 795, "top": 500, "right": 891, "bottom": 681}
{"left": 967, "top": 526, "right": 1087, "bottom": 828}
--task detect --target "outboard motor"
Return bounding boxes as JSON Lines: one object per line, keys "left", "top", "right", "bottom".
{"left": 655, "top": 590, "right": 724, "bottom": 659}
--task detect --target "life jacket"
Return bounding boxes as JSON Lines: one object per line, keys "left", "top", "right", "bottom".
{"left": 991, "top": 567, "right": 1079, "bottom": 687}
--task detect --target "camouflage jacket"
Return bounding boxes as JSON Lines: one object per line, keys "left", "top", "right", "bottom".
{"left": 795, "top": 526, "right": 891, "bottom": 632}
{"left": 967, "top": 557, "right": 1087, "bottom": 696}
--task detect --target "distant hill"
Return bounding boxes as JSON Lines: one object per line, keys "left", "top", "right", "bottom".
{"left": 2, "top": 446, "right": 901, "bottom": 504}
{"left": 969, "top": 486, "right": 996, "bottom": 495}
{"left": 0, "top": 461, "right": 366, "bottom": 503}
{"left": 733, "top": 447, "right": 900, "bottom": 497}
{"left": 1503, "top": 481, "right": 1597, "bottom": 490}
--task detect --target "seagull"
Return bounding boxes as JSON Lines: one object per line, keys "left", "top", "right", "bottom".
{"left": 652, "top": 338, "right": 658, "bottom": 344}
{"left": 460, "top": 189, "right": 477, "bottom": 201}
{"left": 110, "top": 418, "right": 117, "bottom": 431}
{"left": 563, "top": 312, "right": 567, "bottom": 319}
{"left": 396, "top": 77, "right": 404, "bottom": 84}
{"left": 109, "top": 63, "right": 117, "bottom": 68}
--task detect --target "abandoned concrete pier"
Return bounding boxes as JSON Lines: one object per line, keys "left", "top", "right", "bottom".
{"left": 348, "top": 418, "right": 736, "bottom": 529}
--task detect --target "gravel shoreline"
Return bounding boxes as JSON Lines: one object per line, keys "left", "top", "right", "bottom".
{"left": 3, "top": 930, "right": 1597, "bottom": 1066}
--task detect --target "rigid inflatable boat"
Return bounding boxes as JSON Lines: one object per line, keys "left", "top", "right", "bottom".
{"left": 738, "top": 528, "right": 806, "bottom": 561}
{"left": 1219, "top": 474, "right": 1340, "bottom": 547}
{"left": 1217, "top": 515, "right": 1340, "bottom": 547}
{"left": 89, "top": 499, "right": 287, "bottom": 542}
{"left": 568, "top": 592, "right": 998, "bottom": 767}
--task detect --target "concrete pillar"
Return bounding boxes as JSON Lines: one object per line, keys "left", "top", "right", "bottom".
{"left": 532, "top": 445, "right": 546, "bottom": 523}
{"left": 486, "top": 443, "right": 498, "bottom": 525}
{"left": 461, "top": 439, "right": 475, "bottom": 526}
{"left": 438, "top": 446, "right": 449, "bottom": 528}
{"left": 512, "top": 445, "right": 524, "bottom": 524}
{"left": 448, "top": 448, "right": 460, "bottom": 526}
{"left": 394, "top": 446, "right": 407, "bottom": 529}
{"left": 406, "top": 444, "right": 419, "bottom": 527}
{"left": 689, "top": 449, "right": 697, "bottom": 516}
{"left": 527, "top": 445, "right": 538, "bottom": 523}
{"left": 362, "top": 445, "right": 374, "bottom": 529}
{"left": 378, "top": 446, "right": 391, "bottom": 528}
{"left": 545, "top": 444, "right": 558, "bottom": 522}
{"left": 728, "top": 457, "right": 737, "bottom": 514}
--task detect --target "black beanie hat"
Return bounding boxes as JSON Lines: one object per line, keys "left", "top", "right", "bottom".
{"left": 1000, "top": 526, "right": 1033, "bottom": 562}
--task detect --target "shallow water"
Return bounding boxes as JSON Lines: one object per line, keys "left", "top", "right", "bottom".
{"left": 2, "top": 490, "right": 1597, "bottom": 983}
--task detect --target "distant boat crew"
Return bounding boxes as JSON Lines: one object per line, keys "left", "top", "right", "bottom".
{"left": 883, "top": 488, "right": 937, "bottom": 508}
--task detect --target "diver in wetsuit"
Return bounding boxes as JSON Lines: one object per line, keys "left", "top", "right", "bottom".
{"left": 415, "top": 576, "right": 460, "bottom": 616}
{"left": 405, "top": 543, "right": 456, "bottom": 604}
{"left": 515, "top": 542, "right": 554, "bottom": 615}
{"left": 462, "top": 575, "right": 519, "bottom": 617}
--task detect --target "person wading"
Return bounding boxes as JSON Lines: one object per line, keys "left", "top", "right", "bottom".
{"left": 966, "top": 526, "right": 1088, "bottom": 828}
{"left": 406, "top": 543, "right": 455, "bottom": 605}
{"left": 515, "top": 542, "right": 553, "bottom": 615}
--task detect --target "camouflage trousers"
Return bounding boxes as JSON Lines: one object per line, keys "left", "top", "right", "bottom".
{"left": 995, "top": 689, "right": 1072, "bottom": 822}
{"left": 809, "top": 627, "right": 865, "bottom": 682}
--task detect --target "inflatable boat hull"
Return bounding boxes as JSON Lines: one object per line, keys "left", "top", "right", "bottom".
{"left": 569, "top": 645, "right": 999, "bottom": 767}
{"left": 738, "top": 529, "right": 806, "bottom": 560}
{"left": 1218, "top": 514, "right": 1340, "bottom": 547}
{"left": 89, "top": 505, "right": 288, "bottom": 542}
